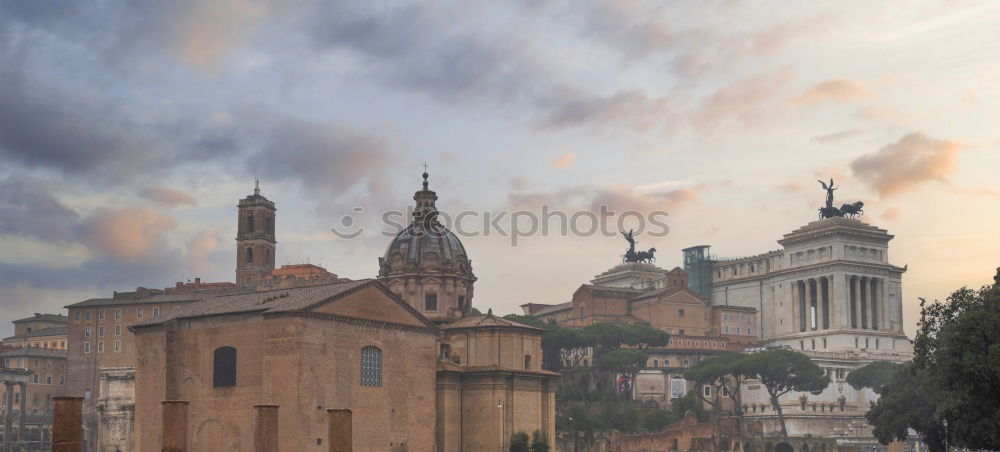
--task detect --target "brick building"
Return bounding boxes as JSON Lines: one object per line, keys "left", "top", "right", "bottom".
{"left": 1, "top": 313, "right": 68, "bottom": 350}
{"left": 128, "top": 173, "right": 557, "bottom": 451}
{"left": 522, "top": 261, "right": 760, "bottom": 409}
{"left": 0, "top": 314, "right": 69, "bottom": 445}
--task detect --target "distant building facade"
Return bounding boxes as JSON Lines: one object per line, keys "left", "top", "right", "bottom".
{"left": 0, "top": 314, "right": 69, "bottom": 446}
{"left": 522, "top": 262, "right": 760, "bottom": 409}
{"left": 684, "top": 216, "right": 912, "bottom": 443}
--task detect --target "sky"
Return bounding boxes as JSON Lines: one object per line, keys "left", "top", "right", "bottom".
{"left": 0, "top": 1, "right": 998, "bottom": 339}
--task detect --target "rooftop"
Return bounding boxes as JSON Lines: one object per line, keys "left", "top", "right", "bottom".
{"left": 132, "top": 279, "right": 434, "bottom": 330}
{"left": 443, "top": 310, "right": 544, "bottom": 331}
{"left": 12, "top": 313, "right": 68, "bottom": 324}
{"left": 3, "top": 327, "right": 67, "bottom": 341}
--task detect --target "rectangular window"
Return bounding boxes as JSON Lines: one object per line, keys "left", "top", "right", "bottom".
{"left": 85, "top": 310, "right": 91, "bottom": 320}
{"left": 115, "top": 325, "right": 121, "bottom": 336}
{"left": 115, "top": 309, "right": 121, "bottom": 320}
{"left": 99, "top": 310, "right": 105, "bottom": 320}
{"left": 74, "top": 311, "right": 80, "bottom": 321}
{"left": 33, "top": 359, "right": 39, "bottom": 367}
{"left": 678, "top": 329, "right": 685, "bottom": 336}
{"left": 98, "top": 326, "right": 104, "bottom": 337}
{"left": 152, "top": 307, "right": 160, "bottom": 317}
{"left": 46, "top": 376, "right": 52, "bottom": 385}
{"left": 424, "top": 293, "right": 438, "bottom": 311}
{"left": 84, "top": 342, "right": 91, "bottom": 353}
{"left": 114, "top": 340, "right": 121, "bottom": 352}
{"left": 32, "top": 374, "right": 39, "bottom": 384}
{"left": 136, "top": 308, "right": 143, "bottom": 318}
{"left": 85, "top": 326, "right": 92, "bottom": 338}
{"left": 97, "top": 341, "right": 104, "bottom": 353}
{"left": 703, "top": 386, "right": 711, "bottom": 397}
{"left": 678, "top": 309, "right": 685, "bottom": 317}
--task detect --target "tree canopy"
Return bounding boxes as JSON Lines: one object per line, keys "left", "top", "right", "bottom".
{"left": 865, "top": 362, "right": 945, "bottom": 451}
{"left": 897, "top": 271, "right": 1000, "bottom": 450}
{"left": 845, "top": 361, "right": 899, "bottom": 394}
{"left": 742, "top": 349, "right": 830, "bottom": 438}
{"left": 501, "top": 315, "right": 670, "bottom": 371}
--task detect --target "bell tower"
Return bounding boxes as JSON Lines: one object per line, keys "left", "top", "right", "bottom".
{"left": 236, "top": 180, "right": 276, "bottom": 289}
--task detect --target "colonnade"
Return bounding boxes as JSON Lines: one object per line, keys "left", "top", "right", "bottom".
{"left": 791, "top": 275, "right": 884, "bottom": 332}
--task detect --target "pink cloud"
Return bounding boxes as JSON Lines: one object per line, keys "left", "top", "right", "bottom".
{"left": 81, "top": 207, "right": 177, "bottom": 262}
{"left": 550, "top": 153, "right": 577, "bottom": 169}
{"left": 882, "top": 207, "right": 902, "bottom": 221}
{"left": 792, "top": 79, "right": 872, "bottom": 105}
{"left": 851, "top": 132, "right": 963, "bottom": 198}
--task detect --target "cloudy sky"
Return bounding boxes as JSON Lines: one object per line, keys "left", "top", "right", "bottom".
{"left": 1, "top": 1, "right": 997, "bottom": 338}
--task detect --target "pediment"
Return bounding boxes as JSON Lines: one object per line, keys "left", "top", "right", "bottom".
{"left": 308, "top": 284, "right": 433, "bottom": 329}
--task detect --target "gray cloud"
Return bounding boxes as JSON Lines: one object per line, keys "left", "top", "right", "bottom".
{"left": 0, "top": 177, "right": 80, "bottom": 243}
{"left": 139, "top": 186, "right": 198, "bottom": 207}
{"left": 810, "top": 129, "right": 863, "bottom": 144}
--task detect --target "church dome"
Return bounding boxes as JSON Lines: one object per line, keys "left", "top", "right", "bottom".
{"left": 381, "top": 223, "right": 471, "bottom": 273}
{"left": 378, "top": 171, "right": 475, "bottom": 322}
{"left": 379, "top": 172, "right": 473, "bottom": 276}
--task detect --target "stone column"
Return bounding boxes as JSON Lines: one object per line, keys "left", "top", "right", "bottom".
{"left": 870, "top": 278, "right": 879, "bottom": 330}
{"left": 3, "top": 381, "right": 12, "bottom": 444}
{"left": 790, "top": 281, "right": 799, "bottom": 333}
{"left": 254, "top": 405, "right": 279, "bottom": 452}
{"left": 821, "top": 276, "right": 830, "bottom": 329}
{"left": 809, "top": 279, "right": 818, "bottom": 331}
{"left": 161, "top": 401, "right": 189, "bottom": 452}
{"left": 52, "top": 396, "right": 84, "bottom": 452}
{"left": 860, "top": 277, "right": 869, "bottom": 329}
{"left": 830, "top": 273, "right": 844, "bottom": 329}
{"left": 798, "top": 281, "right": 807, "bottom": 332}
{"left": 17, "top": 382, "right": 26, "bottom": 442}
{"left": 328, "top": 408, "right": 352, "bottom": 452}
{"left": 850, "top": 276, "right": 860, "bottom": 328}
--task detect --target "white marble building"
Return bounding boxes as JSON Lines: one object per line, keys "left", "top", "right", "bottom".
{"left": 690, "top": 217, "right": 913, "bottom": 443}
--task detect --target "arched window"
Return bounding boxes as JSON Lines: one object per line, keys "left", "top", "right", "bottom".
{"left": 247, "top": 215, "right": 254, "bottom": 233}
{"left": 524, "top": 355, "right": 531, "bottom": 370}
{"left": 266, "top": 249, "right": 272, "bottom": 266}
{"left": 360, "top": 346, "right": 382, "bottom": 387}
{"left": 246, "top": 247, "right": 254, "bottom": 265}
{"left": 213, "top": 346, "right": 237, "bottom": 388}
{"left": 579, "top": 305, "right": 586, "bottom": 321}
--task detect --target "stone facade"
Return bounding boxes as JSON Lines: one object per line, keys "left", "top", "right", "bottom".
{"left": 689, "top": 217, "right": 912, "bottom": 441}
{"left": 379, "top": 172, "right": 476, "bottom": 323}
{"left": 97, "top": 367, "right": 134, "bottom": 452}
{"left": 523, "top": 266, "right": 760, "bottom": 409}
{"left": 437, "top": 312, "right": 558, "bottom": 450}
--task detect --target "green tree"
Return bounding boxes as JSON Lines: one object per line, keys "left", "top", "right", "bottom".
{"left": 742, "top": 349, "right": 830, "bottom": 438}
{"left": 865, "top": 362, "right": 945, "bottom": 452}
{"left": 671, "top": 390, "right": 708, "bottom": 422}
{"left": 909, "top": 270, "right": 1000, "bottom": 450}
{"left": 509, "top": 431, "right": 530, "bottom": 452}
{"left": 596, "top": 348, "right": 649, "bottom": 393}
{"left": 643, "top": 408, "right": 676, "bottom": 432}
{"left": 684, "top": 352, "right": 750, "bottom": 432}
{"left": 845, "top": 361, "right": 899, "bottom": 394}
{"left": 530, "top": 430, "right": 550, "bottom": 452}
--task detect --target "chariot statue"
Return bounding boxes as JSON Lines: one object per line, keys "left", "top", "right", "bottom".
{"left": 817, "top": 179, "right": 864, "bottom": 219}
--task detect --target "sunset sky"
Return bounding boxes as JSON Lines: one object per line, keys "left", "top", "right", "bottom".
{"left": 1, "top": 1, "right": 997, "bottom": 338}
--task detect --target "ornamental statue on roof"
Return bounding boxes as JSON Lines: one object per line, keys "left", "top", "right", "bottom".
{"left": 817, "top": 178, "right": 864, "bottom": 219}
{"left": 621, "top": 229, "right": 656, "bottom": 264}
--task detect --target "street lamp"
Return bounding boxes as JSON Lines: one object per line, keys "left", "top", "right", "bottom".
{"left": 943, "top": 418, "right": 948, "bottom": 452}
